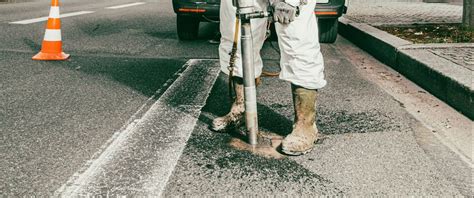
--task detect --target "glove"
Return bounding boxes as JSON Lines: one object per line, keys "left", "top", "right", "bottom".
{"left": 272, "top": 2, "right": 297, "bottom": 24}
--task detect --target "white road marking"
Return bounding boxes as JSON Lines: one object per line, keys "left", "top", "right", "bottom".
{"left": 54, "top": 59, "right": 220, "bottom": 196}
{"left": 105, "top": 2, "right": 146, "bottom": 9}
{"left": 9, "top": 11, "right": 95, "bottom": 25}
{"left": 53, "top": 62, "right": 189, "bottom": 196}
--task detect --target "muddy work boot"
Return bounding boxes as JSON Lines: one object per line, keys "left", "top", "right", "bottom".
{"left": 282, "top": 84, "right": 319, "bottom": 156}
{"left": 212, "top": 77, "right": 245, "bottom": 132}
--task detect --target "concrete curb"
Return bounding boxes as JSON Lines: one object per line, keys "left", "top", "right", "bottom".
{"left": 338, "top": 17, "right": 473, "bottom": 120}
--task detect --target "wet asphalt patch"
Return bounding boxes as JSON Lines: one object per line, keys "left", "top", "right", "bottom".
{"left": 165, "top": 65, "right": 412, "bottom": 195}
{"left": 195, "top": 134, "right": 333, "bottom": 186}
{"left": 165, "top": 114, "right": 344, "bottom": 196}
{"left": 317, "top": 109, "right": 403, "bottom": 135}
{"left": 164, "top": 75, "right": 344, "bottom": 196}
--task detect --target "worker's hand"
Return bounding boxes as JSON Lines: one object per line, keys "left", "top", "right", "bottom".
{"left": 272, "top": 2, "right": 297, "bottom": 24}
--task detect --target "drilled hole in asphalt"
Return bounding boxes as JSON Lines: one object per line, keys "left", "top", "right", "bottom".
{"left": 170, "top": 76, "right": 343, "bottom": 194}
{"left": 180, "top": 125, "right": 343, "bottom": 195}
{"left": 172, "top": 74, "right": 404, "bottom": 194}
{"left": 228, "top": 130, "right": 285, "bottom": 160}
{"left": 177, "top": 107, "right": 399, "bottom": 195}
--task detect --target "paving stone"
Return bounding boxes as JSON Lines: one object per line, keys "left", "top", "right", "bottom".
{"left": 429, "top": 48, "right": 474, "bottom": 71}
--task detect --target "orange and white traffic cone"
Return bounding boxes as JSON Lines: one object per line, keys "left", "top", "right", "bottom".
{"left": 32, "top": 0, "right": 70, "bottom": 61}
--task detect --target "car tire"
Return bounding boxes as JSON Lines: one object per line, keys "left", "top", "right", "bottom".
{"left": 318, "top": 18, "right": 338, "bottom": 43}
{"left": 177, "top": 15, "right": 200, "bottom": 40}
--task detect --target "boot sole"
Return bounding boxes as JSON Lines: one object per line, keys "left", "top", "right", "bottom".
{"left": 211, "top": 126, "right": 226, "bottom": 132}
{"left": 281, "top": 147, "right": 313, "bottom": 156}
{"left": 281, "top": 139, "right": 318, "bottom": 156}
{"left": 211, "top": 120, "right": 244, "bottom": 132}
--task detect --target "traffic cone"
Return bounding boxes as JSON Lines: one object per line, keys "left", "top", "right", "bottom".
{"left": 32, "top": 0, "right": 69, "bottom": 60}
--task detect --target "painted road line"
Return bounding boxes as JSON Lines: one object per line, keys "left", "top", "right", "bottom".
{"left": 105, "top": 2, "right": 146, "bottom": 9}
{"left": 55, "top": 59, "right": 221, "bottom": 197}
{"left": 9, "top": 11, "right": 95, "bottom": 25}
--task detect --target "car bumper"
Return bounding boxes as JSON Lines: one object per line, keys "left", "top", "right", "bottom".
{"left": 314, "top": 6, "right": 346, "bottom": 19}
{"left": 315, "top": 3, "right": 346, "bottom": 19}
{"left": 173, "top": 0, "right": 346, "bottom": 21}
{"left": 173, "top": 2, "right": 219, "bottom": 20}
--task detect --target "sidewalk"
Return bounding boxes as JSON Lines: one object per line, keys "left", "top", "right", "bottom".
{"left": 339, "top": 1, "right": 473, "bottom": 120}
{"left": 346, "top": 1, "right": 462, "bottom": 25}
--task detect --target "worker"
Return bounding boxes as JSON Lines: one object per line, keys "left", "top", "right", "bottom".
{"left": 212, "top": 0, "right": 326, "bottom": 156}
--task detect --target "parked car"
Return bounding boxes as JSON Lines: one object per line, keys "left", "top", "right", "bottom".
{"left": 172, "top": 0, "right": 347, "bottom": 43}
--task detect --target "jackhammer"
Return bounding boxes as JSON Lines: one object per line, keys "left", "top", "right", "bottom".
{"left": 233, "top": 0, "right": 271, "bottom": 147}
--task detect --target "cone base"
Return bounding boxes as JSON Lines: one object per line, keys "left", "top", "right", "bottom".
{"left": 32, "top": 52, "right": 70, "bottom": 61}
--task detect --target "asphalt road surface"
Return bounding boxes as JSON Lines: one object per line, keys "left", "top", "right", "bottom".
{"left": 0, "top": 0, "right": 472, "bottom": 196}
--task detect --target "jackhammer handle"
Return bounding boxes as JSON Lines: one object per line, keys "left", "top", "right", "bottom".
{"left": 247, "top": 11, "right": 271, "bottom": 18}
{"left": 239, "top": 10, "right": 272, "bottom": 20}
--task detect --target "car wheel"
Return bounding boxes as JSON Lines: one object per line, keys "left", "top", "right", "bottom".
{"left": 177, "top": 15, "right": 200, "bottom": 40}
{"left": 318, "top": 18, "right": 338, "bottom": 43}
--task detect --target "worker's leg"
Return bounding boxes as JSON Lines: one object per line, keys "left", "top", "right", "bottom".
{"left": 275, "top": 0, "right": 326, "bottom": 155}
{"left": 218, "top": 0, "right": 268, "bottom": 78}
{"left": 213, "top": 0, "right": 268, "bottom": 132}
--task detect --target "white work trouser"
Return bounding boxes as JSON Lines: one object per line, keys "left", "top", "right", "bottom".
{"left": 219, "top": 0, "right": 327, "bottom": 89}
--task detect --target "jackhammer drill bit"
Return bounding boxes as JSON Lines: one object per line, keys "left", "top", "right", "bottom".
{"left": 235, "top": 0, "right": 267, "bottom": 146}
